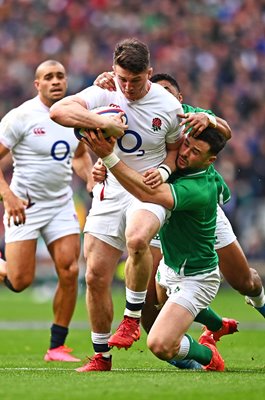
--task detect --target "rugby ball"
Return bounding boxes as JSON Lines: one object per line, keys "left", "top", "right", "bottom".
{"left": 74, "top": 106, "right": 127, "bottom": 142}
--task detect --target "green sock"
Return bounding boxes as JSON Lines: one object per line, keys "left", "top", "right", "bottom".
{"left": 194, "top": 307, "right": 223, "bottom": 331}
{"left": 185, "top": 334, "right": 212, "bottom": 366}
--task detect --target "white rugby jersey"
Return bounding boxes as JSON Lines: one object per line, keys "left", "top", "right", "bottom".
{"left": 0, "top": 96, "right": 79, "bottom": 206}
{"left": 77, "top": 81, "right": 184, "bottom": 183}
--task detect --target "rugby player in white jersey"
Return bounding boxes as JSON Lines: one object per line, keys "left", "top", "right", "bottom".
{"left": 50, "top": 38, "right": 184, "bottom": 372}
{"left": 0, "top": 60, "right": 94, "bottom": 362}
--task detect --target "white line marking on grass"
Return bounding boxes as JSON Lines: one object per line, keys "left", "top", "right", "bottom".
{"left": 0, "top": 367, "right": 188, "bottom": 372}
{"left": 0, "top": 367, "right": 261, "bottom": 373}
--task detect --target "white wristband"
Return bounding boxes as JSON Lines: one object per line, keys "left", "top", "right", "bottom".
{"left": 202, "top": 112, "right": 217, "bottom": 128}
{"left": 102, "top": 153, "right": 120, "bottom": 169}
{"left": 158, "top": 164, "right": 172, "bottom": 182}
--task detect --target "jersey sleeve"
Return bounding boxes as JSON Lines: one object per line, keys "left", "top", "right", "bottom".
{"left": 0, "top": 108, "right": 23, "bottom": 149}
{"left": 214, "top": 169, "right": 231, "bottom": 205}
{"left": 165, "top": 105, "right": 185, "bottom": 144}
{"left": 76, "top": 85, "right": 111, "bottom": 110}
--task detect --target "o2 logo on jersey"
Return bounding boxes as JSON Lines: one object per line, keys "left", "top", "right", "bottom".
{"left": 51, "top": 140, "right": 70, "bottom": 162}
{"left": 117, "top": 130, "right": 145, "bottom": 156}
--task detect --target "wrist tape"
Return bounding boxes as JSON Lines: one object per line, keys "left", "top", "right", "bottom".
{"left": 202, "top": 112, "right": 217, "bottom": 128}
{"left": 158, "top": 164, "right": 172, "bottom": 182}
{"left": 102, "top": 153, "right": 120, "bottom": 169}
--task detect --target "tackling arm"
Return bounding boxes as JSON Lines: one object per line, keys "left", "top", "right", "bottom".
{"left": 83, "top": 130, "right": 174, "bottom": 209}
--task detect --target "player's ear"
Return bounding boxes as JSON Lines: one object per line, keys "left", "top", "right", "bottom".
{"left": 207, "top": 155, "right": 217, "bottom": 166}
{"left": 34, "top": 80, "right": 39, "bottom": 90}
{"left": 178, "top": 92, "right": 183, "bottom": 103}
{"left": 148, "top": 68, "right": 153, "bottom": 79}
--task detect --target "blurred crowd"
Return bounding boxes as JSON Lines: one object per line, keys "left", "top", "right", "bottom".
{"left": 0, "top": 0, "right": 265, "bottom": 258}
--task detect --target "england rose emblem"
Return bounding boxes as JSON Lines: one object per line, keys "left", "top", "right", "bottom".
{"left": 152, "top": 117, "right": 162, "bottom": 131}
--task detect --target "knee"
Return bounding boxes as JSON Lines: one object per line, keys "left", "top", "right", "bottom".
{"left": 58, "top": 262, "right": 79, "bottom": 286}
{"left": 237, "top": 268, "right": 263, "bottom": 296}
{"left": 147, "top": 335, "right": 180, "bottom": 360}
{"left": 126, "top": 233, "right": 149, "bottom": 255}
{"left": 85, "top": 265, "right": 109, "bottom": 291}
{"left": 5, "top": 275, "right": 32, "bottom": 292}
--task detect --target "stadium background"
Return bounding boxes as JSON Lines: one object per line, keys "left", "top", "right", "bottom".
{"left": 0, "top": 0, "right": 264, "bottom": 283}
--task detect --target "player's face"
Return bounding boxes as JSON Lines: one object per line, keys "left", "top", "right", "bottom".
{"left": 34, "top": 65, "right": 68, "bottom": 107}
{"left": 176, "top": 136, "right": 215, "bottom": 170}
{"left": 114, "top": 65, "right": 152, "bottom": 101}
{"left": 156, "top": 79, "right": 183, "bottom": 102}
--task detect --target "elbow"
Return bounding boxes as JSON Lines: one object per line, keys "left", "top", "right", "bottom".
{"left": 227, "top": 127, "right": 232, "bottom": 140}
{"left": 223, "top": 122, "right": 232, "bottom": 141}
{"left": 135, "top": 188, "right": 156, "bottom": 203}
{"left": 49, "top": 105, "right": 61, "bottom": 123}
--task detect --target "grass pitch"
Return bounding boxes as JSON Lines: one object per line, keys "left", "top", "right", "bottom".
{"left": 0, "top": 284, "right": 264, "bottom": 400}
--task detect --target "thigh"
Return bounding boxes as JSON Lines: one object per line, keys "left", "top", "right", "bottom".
{"left": 217, "top": 240, "right": 251, "bottom": 284}
{"left": 126, "top": 209, "right": 161, "bottom": 243}
{"left": 84, "top": 233, "right": 123, "bottom": 282}
{"left": 126, "top": 199, "right": 167, "bottom": 237}
{"left": 48, "top": 234, "right": 80, "bottom": 270}
{"left": 148, "top": 300, "right": 194, "bottom": 346}
{"left": 5, "top": 239, "right": 37, "bottom": 280}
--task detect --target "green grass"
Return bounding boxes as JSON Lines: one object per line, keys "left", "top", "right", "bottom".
{"left": 0, "top": 284, "right": 264, "bottom": 400}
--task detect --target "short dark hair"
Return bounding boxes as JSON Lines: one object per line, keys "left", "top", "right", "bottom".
{"left": 194, "top": 127, "right": 226, "bottom": 155}
{"left": 150, "top": 73, "right": 181, "bottom": 93}
{"left": 113, "top": 38, "right": 150, "bottom": 73}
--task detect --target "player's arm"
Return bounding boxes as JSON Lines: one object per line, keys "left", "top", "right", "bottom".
{"left": 50, "top": 95, "right": 127, "bottom": 138}
{"left": 178, "top": 109, "right": 232, "bottom": 140}
{"left": 72, "top": 142, "right": 95, "bottom": 193}
{"left": 83, "top": 129, "right": 174, "bottom": 209}
{"left": 0, "top": 143, "right": 28, "bottom": 226}
{"left": 142, "top": 141, "right": 182, "bottom": 188}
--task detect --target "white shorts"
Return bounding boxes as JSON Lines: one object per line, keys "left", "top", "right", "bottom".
{"left": 150, "top": 204, "right": 237, "bottom": 250}
{"left": 156, "top": 258, "right": 220, "bottom": 318}
{"left": 214, "top": 205, "right": 236, "bottom": 249}
{"left": 84, "top": 181, "right": 167, "bottom": 251}
{"left": 4, "top": 197, "right": 80, "bottom": 246}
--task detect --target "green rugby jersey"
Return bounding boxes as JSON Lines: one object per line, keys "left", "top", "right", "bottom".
{"left": 182, "top": 103, "right": 215, "bottom": 116}
{"left": 160, "top": 164, "right": 227, "bottom": 276}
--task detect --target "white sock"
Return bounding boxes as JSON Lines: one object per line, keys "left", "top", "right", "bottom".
{"left": 169, "top": 335, "right": 190, "bottom": 361}
{"left": 91, "top": 332, "right": 111, "bottom": 357}
{"left": 124, "top": 287, "right": 147, "bottom": 318}
{"left": 247, "top": 287, "right": 265, "bottom": 307}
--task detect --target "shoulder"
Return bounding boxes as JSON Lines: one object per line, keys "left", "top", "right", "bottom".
{"left": 1, "top": 97, "right": 35, "bottom": 120}
{"left": 150, "top": 83, "right": 182, "bottom": 111}
{"left": 76, "top": 85, "right": 114, "bottom": 109}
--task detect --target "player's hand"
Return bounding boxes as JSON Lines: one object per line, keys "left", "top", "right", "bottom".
{"left": 142, "top": 168, "right": 164, "bottom": 189}
{"left": 2, "top": 190, "right": 28, "bottom": 226}
{"left": 80, "top": 129, "right": 116, "bottom": 158}
{"left": 92, "top": 158, "right": 107, "bottom": 183}
{"left": 178, "top": 112, "right": 210, "bottom": 137}
{"left": 94, "top": 71, "right": 116, "bottom": 91}
{"left": 102, "top": 112, "right": 128, "bottom": 138}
